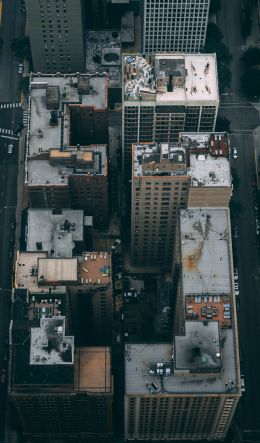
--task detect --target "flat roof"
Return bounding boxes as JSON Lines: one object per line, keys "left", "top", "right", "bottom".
{"left": 188, "top": 154, "right": 231, "bottom": 187}
{"left": 181, "top": 132, "right": 230, "bottom": 158}
{"left": 133, "top": 142, "right": 187, "bottom": 177}
{"left": 15, "top": 251, "right": 66, "bottom": 293}
{"left": 180, "top": 208, "right": 232, "bottom": 295}
{"left": 78, "top": 252, "right": 111, "bottom": 286}
{"left": 27, "top": 209, "right": 84, "bottom": 258}
{"left": 38, "top": 258, "right": 78, "bottom": 284}
{"left": 74, "top": 347, "right": 112, "bottom": 393}
{"left": 28, "top": 74, "right": 107, "bottom": 157}
{"left": 27, "top": 145, "right": 107, "bottom": 186}
{"left": 124, "top": 53, "right": 219, "bottom": 104}
{"left": 30, "top": 317, "right": 74, "bottom": 365}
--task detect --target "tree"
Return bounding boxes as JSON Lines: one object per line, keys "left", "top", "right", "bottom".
{"left": 215, "top": 116, "right": 230, "bottom": 132}
{"left": 20, "top": 76, "right": 30, "bottom": 94}
{"left": 241, "top": 67, "right": 260, "bottom": 99}
{"left": 229, "top": 199, "right": 244, "bottom": 216}
{"left": 205, "top": 23, "right": 223, "bottom": 44}
{"left": 241, "top": 46, "right": 260, "bottom": 67}
{"left": 217, "top": 62, "right": 232, "bottom": 92}
{"left": 231, "top": 168, "right": 240, "bottom": 189}
{"left": 11, "top": 36, "right": 31, "bottom": 60}
{"left": 209, "top": 0, "right": 221, "bottom": 15}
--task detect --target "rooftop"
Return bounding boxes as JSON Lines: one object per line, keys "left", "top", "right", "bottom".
{"left": 124, "top": 53, "right": 219, "bottom": 103}
{"left": 180, "top": 208, "right": 232, "bottom": 295}
{"left": 30, "top": 317, "right": 74, "bottom": 365}
{"left": 74, "top": 347, "right": 112, "bottom": 393}
{"left": 78, "top": 252, "right": 111, "bottom": 286}
{"left": 121, "top": 11, "right": 135, "bottom": 43}
{"left": 27, "top": 74, "right": 107, "bottom": 157}
{"left": 38, "top": 258, "right": 78, "bottom": 285}
{"left": 188, "top": 153, "right": 231, "bottom": 187}
{"left": 27, "top": 209, "right": 84, "bottom": 258}
{"left": 181, "top": 132, "right": 230, "bottom": 158}
{"left": 15, "top": 251, "right": 66, "bottom": 294}
{"left": 133, "top": 142, "right": 187, "bottom": 177}
{"left": 27, "top": 144, "right": 107, "bottom": 186}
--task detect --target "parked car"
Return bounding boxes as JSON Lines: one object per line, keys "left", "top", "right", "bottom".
{"left": 13, "top": 123, "right": 23, "bottom": 135}
{"left": 232, "top": 148, "right": 238, "bottom": 159}
{"left": 7, "top": 144, "right": 13, "bottom": 154}
{"left": 0, "top": 38, "right": 3, "bottom": 49}
{"left": 111, "top": 239, "right": 122, "bottom": 250}
{"left": 233, "top": 225, "right": 239, "bottom": 239}
{"left": 18, "top": 63, "right": 23, "bottom": 74}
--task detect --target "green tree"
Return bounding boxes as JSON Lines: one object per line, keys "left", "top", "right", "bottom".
{"left": 230, "top": 199, "right": 244, "bottom": 216}
{"left": 205, "top": 23, "right": 223, "bottom": 44}
{"left": 241, "top": 46, "right": 260, "bottom": 67}
{"left": 209, "top": 0, "right": 221, "bottom": 15}
{"left": 215, "top": 116, "right": 230, "bottom": 132}
{"left": 231, "top": 168, "right": 240, "bottom": 189}
{"left": 218, "top": 62, "right": 232, "bottom": 92}
{"left": 241, "top": 67, "right": 260, "bottom": 99}
{"left": 20, "top": 76, "right": 30, "bottom": 94}
{"left": 11, "top": 36, "right": 31, "bottom": 60}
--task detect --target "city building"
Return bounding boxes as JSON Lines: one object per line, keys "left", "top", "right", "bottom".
{"left": 143, "top": 0, "right": 210, "bottom": 54}
{"left": 26, "top": 74, "right": 109, "bottom": 228}
{"left": 15, "top": 251, "right": 113, "bottom": 346}
{"left": 125, "top": 208, "right": 241, "bottom": 441}
{"left": 26, "top": 209, "right": 86, "bottom": 258}
{"left": 9, "top": 289, "right": 113, "bottom": 442}
{"left": 25, "top": 0, "right": 86, "bottom": 73}
{"left": 122, "top": 53, "right": 219, "bottom": 178}
{"left": 131, "top": 133, "right": 231, "bottom": 268}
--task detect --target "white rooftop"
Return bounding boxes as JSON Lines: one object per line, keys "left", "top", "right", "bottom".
{"left": 124, "top": 53, "right": 219, "bottom": 104}
{"left": 27, "top": 74, "right": 107, "bottom": 157}
{"left": 27, "top": 209, "right": 84, "bottom": 258}
{"left": 180, "top": 208, "right": 232, "bottom": 295}
{"left": 188, "top": 154, "right": 231, "bottom": 187}
{"left": 30, "top": 317, "right": 74, "bottom": 365}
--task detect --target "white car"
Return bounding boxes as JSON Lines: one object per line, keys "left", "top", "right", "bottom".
{"left": 8, "top": 144, "right": 13, "bottom": 154}
{"left": 232, "top": 148, "right": 238, "bottom": 159}
{"left": 18, "top": 63, "right": 23, "bottom": 74}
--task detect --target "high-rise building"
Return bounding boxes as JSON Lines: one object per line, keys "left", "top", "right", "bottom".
{"left": 9, "top": 289, "right": 113, "bottom": 443}
{"left": 25, "top": 74, "right": 109, "bottom": 228}
{"left": 125, "top": 208, "right": 241, "bottom": 441}
{"left": 143, "top": 0, "right": 210, "bottom": 54}
{"left": 25, "top": 0, "right": 86, "bottom": 73}
{"left": 131, "top": 133, "right": 232, "bottom": 268}
{"left": 122, "top": 53, "right": 219, "bottom": 179}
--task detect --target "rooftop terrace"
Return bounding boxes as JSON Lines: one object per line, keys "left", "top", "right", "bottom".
{"left": 78, "top": 252, "right": 111, "bottom": 286}
{"left": 74, "top": 347, "right": 112, "bottom": 393}
{"left": 124, "top": 53, "right": 219, "bottom": 103}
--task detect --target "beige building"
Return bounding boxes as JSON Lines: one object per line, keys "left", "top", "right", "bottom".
{"left": 122, "top": 53, "right": 219, "bottom": 179}
{"left": 131, "top": 133, "right": 232, "bottom": 269}
{"left": 25, "top": 0, "right": 86, "bottom": 73}
{"left": 125, "top": 208, "right": 241, "bottom": 441}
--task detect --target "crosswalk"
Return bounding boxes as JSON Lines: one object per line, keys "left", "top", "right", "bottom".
{"left": 23, "top": 111, "right": 29, "bottom": 126}
{"left": 0, "top": 128, "right": 14, "bottom": 135}
{"left": 0, "top": 102, "right": 21, "bottom": 109}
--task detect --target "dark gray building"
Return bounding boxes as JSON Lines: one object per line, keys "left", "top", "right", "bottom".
{"left": 25, "top": 0, "right": 86, "bottom": 73}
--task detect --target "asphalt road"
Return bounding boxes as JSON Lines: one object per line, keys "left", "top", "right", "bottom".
{"left": 217, "top": 0, "right": 260, "bottom": 438}
{"left": 0, "top": 1, "right": 25, "bottom": 442}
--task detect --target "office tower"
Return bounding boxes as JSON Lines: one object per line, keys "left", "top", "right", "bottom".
{"left": 125, "top": 208, "right": 241, "bottom": 441}
{"left": 131, "top": 133, "right": 232, "bottom": 268}
{"left": 9, "top": 290, "right": 113, "bottom": 442}
{"left": 26, "top": 74, "right": 109, "bottom": 228}
{"left": 143, "top": 0, "right": 210, "bottom": 54}
{"left": 122, "top": 53, "right": 219, "bottom": 179}
{"left": 25, "top": 0, "right": 86, "bottom": 73}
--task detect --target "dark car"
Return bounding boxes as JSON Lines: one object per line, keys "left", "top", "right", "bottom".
{"left": 13, "top": 123, "right": 23, "bottom": 135}
{"left": 0, "top": 38, "right": 3, "bottom": 49}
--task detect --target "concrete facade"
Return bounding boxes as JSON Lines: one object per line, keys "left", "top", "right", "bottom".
{"left": 25, "top": 0, "right": 86, "bottom": 73}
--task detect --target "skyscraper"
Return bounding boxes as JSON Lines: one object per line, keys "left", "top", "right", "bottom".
{"left": 25, "top": 0, "right": 86, "bottom": 73}
{"left": 125, "top": 208, "right": 241, "bottom": 441}
{"left": 143, "top": 0, "right": 210, "bottom": 54}
{"left": 131, "top": 133, "right": 232, "bottom": 269}
{"left": 122, "top": 53, "right": 219, "bottom": 179}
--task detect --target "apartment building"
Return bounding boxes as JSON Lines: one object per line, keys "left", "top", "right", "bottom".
{"left": 15, "top": 251, "right": 113, "bottom": 345}
{"left": 125, "top": 208, "right": 241, "bottom": 441}
{"left": 143, "top": 0, "right": 210, "bottom": 54}
{"left": 25, "top": 0, "right": 86, "bottom": 73}
{"left": 122, "top": 53, "right": 219, "bottom": 179}
{"left": 9, "top": 289, "right": 113, "bottom": 443}
{"left": 131, "top": 133, "right": 232, "bottom": 268}
{"left": 25, "top": 74, "right": 109, "bottom": 228}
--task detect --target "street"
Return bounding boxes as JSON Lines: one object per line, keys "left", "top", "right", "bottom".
{"left": 217, "top": 0, "right": 260, "bottom": 438}
{"left": 0, "top": 1, "right": 25, "bottom": 442}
